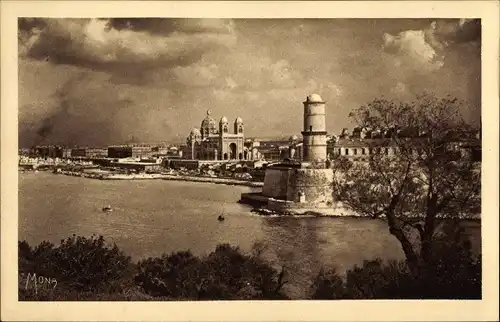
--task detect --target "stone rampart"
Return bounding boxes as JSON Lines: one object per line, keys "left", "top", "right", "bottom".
{"left": 262, "top": 167, "right": 291, "bottom": 199}
{"left": 286, "top": 168, "right": 334, "bottom": 204}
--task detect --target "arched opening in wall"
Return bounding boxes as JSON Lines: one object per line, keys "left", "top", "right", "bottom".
{"left": 238, "top": 153, "right": 243, "bottom": 160}
{"left": 229, "top": 143, "right": 237, "bottom": 160}
{"left": 244, "top": 150, "right": 248, "bottom": 160}
{"left": 238, "top": 126, "right": 243, "bottom": 133}
{"left": 224, "top": 153, "right": 228, "bottom": 160}
{"left": 223, "top": 126, "right": 228, "bottom": 133}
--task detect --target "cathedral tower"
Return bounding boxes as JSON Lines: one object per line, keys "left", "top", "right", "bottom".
{"left": 301, "top": 93, "right": 327, "bottom": 162}
{"left": 234, "top": 117, "right": 244, "bottom": 134}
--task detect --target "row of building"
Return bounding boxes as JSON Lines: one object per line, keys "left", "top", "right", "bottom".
{"left": 23, "top": 144, "right": 181, "bottom": 160}
{"left": 24, "top": 135, "right": 481, "bottom": 165}
{"left": 182, "top": 110, "right": 481, "bottom": 164}
{"left": 24, "top": 111, "right": 481, "bottom": 164}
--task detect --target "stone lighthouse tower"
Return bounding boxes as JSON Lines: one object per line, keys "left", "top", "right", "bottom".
{"left": 301, "top": 93, "right": 327, "bottom": 163}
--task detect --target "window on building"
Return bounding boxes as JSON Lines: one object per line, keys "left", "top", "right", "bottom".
{"left": 353, "top": 149, "right": 357, "bottom": 155}
{"left": 345, "top": 148, "right": 349, "bottom": 155}
{"left": 338, "top": 148, "right": 341, "bottom": 154}
{"left": 309, "top": 125, "right": 313, "bottom": 132}
{"left": 384, "top": 148, "right": 389, "bottom": 155}
{"left": 361, "top": 148, "right": 366, "bottom": 155}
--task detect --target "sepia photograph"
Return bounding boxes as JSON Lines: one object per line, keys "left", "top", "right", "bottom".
{"left": 2, "top": 1, "right": 499, "bottom": 321}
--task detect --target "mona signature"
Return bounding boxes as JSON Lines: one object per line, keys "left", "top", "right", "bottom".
{"left": 20, "top": 273, "right": 57, "bottom": 294}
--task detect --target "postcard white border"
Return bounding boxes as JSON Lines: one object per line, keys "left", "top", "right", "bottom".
{"left": 2, "top": 1, "right": 499, "bottom": 321}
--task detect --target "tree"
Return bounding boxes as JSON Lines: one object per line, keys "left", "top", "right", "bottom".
{"left": 19, "top": 235, "right": 133, "bottom": 295}
{"left": 308, "top": 225, "right": 481, "bottom": 299}
{"left": 332, "top": 93, "right": 481, "bottom": 276}
{"left": 134, "top": 243, "right": 289, "bottom": 300}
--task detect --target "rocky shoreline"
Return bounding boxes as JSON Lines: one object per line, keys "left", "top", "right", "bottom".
{"left": 249, "top": 207, "right": 481, "bottom": 220}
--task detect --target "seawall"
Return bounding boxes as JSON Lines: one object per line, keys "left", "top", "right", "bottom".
{"left": 162, "top": 175, "right": 264, "bottom": 187}
{"left": 54, "top": 170, "right": 263, "bottom": 187}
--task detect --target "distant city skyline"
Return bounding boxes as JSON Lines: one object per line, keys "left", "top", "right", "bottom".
{"left": 19, "top": 18, "right": 481, "bottom": 148}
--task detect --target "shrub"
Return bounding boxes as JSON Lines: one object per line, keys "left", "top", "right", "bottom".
{"left": 135, "top": 251, "right": 203, "bottom": 299}
{"left": 309, "top": 268, "right": 346, "bottom": 299}
{"left": 309, "top": 223, "right": 481, "bottom": 299}
{"left": 135, "top": 243, "right": 289, "bottom": 300}
{"left": 19, "top": 235, "right": 133, "bottom": 295}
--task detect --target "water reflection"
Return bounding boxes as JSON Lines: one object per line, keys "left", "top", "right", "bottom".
{"left": 260, "top": 216, "right": 409, "bottom": 298}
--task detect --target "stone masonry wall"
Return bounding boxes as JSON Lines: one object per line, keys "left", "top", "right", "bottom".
{"left": 287, "top": 168, "right": 334, "bottom": 205}
{"left": 262, "top": 167, "right": 290, "bottom": 199}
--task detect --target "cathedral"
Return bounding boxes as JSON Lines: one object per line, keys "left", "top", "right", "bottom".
{"left": 184, "top": 110, "right": 247, "bottom": 160}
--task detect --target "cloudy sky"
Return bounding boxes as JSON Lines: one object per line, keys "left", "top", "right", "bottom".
{"left": 18, "top": 18, "right": 481, "bottom": 147}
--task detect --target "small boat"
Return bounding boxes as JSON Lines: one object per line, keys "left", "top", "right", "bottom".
{"left": 218, "top": 205, "right": 226, "bottom": 221}
{"left": 102, "top": 205, "right": 113, "bottom": 212}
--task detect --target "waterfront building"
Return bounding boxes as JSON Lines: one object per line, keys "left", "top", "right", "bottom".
{"left": 183, "top": 110, "right": 247, "bottom": 160}
{"left": 151, "top": 145, "right": 170, "bottom": 156}
{"left": 71, "top": 147, "right": 108, "bottom": 158}
{"left": 32, "top": 145, "right": 64, "bottom": 158}
{"left": 325, "top": 127, "right": 481, "bottom": 162}
{"left": 108, "top": 144, "right": 153, "bottom": 159}
{"left": 62, "top": 148, "right": 72, "bottom": 158}
{"left": 287, "top": 135, "right": 303, "bottom": 161}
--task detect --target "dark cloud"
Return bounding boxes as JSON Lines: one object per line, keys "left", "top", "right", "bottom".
{"left": 104, "top": 18, "right": 234, "bottom": 36}
{"left": 18, "top": 71, "right": 175, "bottom": 147}
{"left": 437, "top": 19, "right": 481, "bottom": 44}
{"left": 18, "top": 18, "right": 236, "bottom": 81}
{"left": 18, "top": 17, "right": 47, "bottom": 31}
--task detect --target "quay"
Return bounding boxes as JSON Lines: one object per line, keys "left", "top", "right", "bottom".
{"left": 161, "top": 175, "right": 263, "bottom": 187}
{"left": 33, "top": 168, "right": 264, "bottom": 188}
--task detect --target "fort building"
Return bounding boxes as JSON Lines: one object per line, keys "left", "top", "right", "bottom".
{"left": 241, "top": 94, "right": 336, "bottom": 213}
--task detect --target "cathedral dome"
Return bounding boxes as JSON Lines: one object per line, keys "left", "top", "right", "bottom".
{"left": 190, "top": 127, "right": 201, "bottom": 136}
{"left": 235, "top": 116, "right": 243, "bottom": 123}
{"left": 201, "top": 110, "right": 217, "bottom": 135}
{"left": 306, "top": 93, "right": 324, "bottom": 103}
{"left": 220, "top": 116, "right": 228, "bottom": 123}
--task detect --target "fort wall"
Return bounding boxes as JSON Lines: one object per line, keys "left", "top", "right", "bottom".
{"left": 262, "top": 167, "right": 291, "bottom": 199}
{"left": 287, "top": 168, "right": 333, "bottom": 204}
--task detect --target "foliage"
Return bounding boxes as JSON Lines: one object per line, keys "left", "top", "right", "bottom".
{"left": 19, "top": 234, "right": 133, "bottom": 294}
{"left": 309, "top": 268, "right": 346, "bottom": 299}
{"left": 333, "top": 93, "right": 481, "bottom": 275}
{"left": 19, "top": 231, "right": 480, "bottom": 300}
{"left": 135, "top": 250, "right": 203, "bottom": 299}
{"left": 309, "top": 223, "right": 481, "bottom": 299}
{"left": 135, "top": 243, "right": 288, "bottom": 300}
